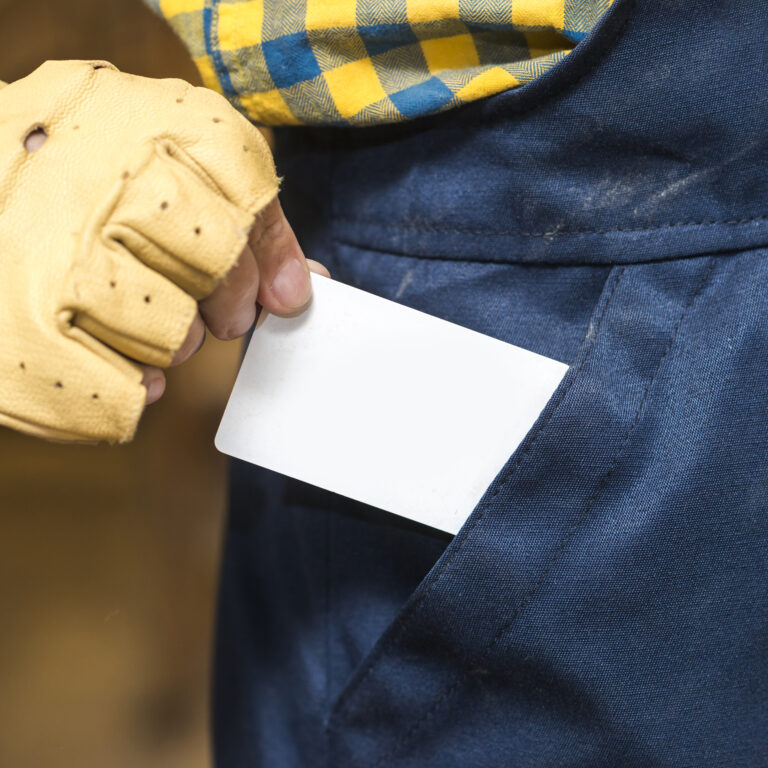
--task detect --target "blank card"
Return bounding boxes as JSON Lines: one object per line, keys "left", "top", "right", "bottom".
{"left": 216, "top": 274, "right": 567, "bottom": 534}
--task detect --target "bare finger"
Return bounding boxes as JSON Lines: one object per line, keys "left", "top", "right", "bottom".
{"left": 250, "top": 198, "right": 311, "bottom": 315}
{"left": 199, "top": 242, "right": 260, "bottom": 340}
{"left": 141, "top": 366, "right": 166, "bottom": 404}
{"left": 170, "top": 312, "right": 206, "bottom": 366}
{"left": 306, "top": 259, "right": 331, "bottom": 278}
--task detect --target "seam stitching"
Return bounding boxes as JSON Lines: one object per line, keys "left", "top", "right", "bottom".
{"left": 332, "top": 214, "right": 768, "bottom": 239}
{"left": 332, "top": 266, "right": 626, "bottom": 722}
{"left": 369, "top": 257, "right": 717, "bottom": 768}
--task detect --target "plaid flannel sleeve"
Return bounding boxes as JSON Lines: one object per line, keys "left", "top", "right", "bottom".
{"left": 145, "top": 0, "right": 612, "bottom": 126}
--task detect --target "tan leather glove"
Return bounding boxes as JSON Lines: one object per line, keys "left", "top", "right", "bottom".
{"left": 0, "top": 60, "right": 278, "bottom": 443}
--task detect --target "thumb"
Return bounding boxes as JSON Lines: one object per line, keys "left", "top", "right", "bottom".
{"left": 250, "top": 199, "right": 312, "bottom": 315}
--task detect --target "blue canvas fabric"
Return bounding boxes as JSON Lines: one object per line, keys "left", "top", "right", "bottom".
{"left": 213, "top": 0, "right": 768, "bottom": 765}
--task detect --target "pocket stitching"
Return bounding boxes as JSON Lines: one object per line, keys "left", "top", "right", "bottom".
{"left": 366, "top": 257, "right": 717, "bottom": 768}
{"left": 332, "top": 265, "right": 627, "bottom": 722}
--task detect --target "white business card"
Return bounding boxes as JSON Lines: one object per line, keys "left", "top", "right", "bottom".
{"left": 216, "top": 274, "right": 567, "bottom": 535}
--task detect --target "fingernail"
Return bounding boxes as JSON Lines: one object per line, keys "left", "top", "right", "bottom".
{"left": 272, "top": 259, "right": 310, "bottom": 309}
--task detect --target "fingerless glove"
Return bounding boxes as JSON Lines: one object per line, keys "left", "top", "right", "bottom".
{"left": 0, "top": 60, "right": 278, "bottom": 442}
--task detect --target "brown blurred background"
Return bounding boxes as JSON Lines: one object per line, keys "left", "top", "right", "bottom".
{"left": 0, "top": 3, "right": 241, "bottom": 767}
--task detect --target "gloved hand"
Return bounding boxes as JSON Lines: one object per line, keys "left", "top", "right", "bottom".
{"left": 0, "top": 60, "right": 290, "bottom": 443}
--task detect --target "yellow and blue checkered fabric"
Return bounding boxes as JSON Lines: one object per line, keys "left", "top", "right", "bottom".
{"left": 147, "top": 0, "right": 612, "bottom": 126}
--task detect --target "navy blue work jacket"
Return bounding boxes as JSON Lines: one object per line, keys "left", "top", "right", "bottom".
{"left": 214, "top": 0, "right": 768, "bottom": 765}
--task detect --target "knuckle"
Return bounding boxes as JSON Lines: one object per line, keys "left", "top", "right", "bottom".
{"left": 251, "top": 211, "right": 285, "bottom": 250}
